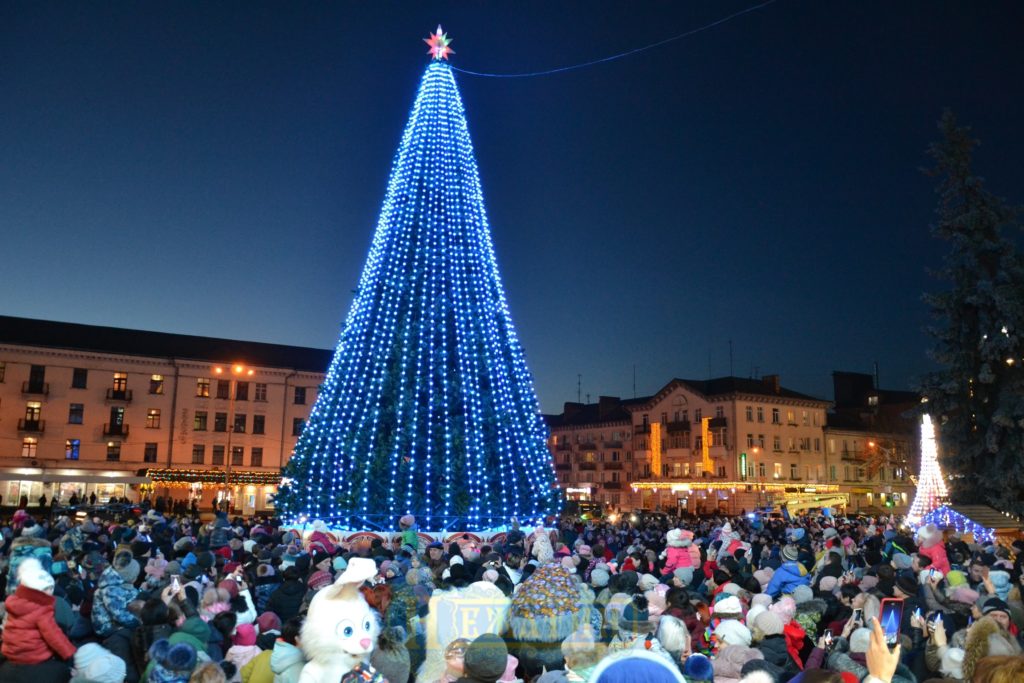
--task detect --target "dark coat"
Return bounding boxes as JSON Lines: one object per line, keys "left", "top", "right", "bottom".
{"left": 265, "top": 579, "right": 306, "bottom": 622}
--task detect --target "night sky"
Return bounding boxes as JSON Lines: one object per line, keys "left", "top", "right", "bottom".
{"left": 3, "top": 2, "right": 1023, "bottom": 412}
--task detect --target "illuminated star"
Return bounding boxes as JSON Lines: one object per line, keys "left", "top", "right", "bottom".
{"left": 424, "top": 25, "right": 454, "bottom": 60}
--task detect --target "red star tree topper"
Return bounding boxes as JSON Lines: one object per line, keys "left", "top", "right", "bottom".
{"left": 424, "top": 25, "right": 454, "bottom": 60}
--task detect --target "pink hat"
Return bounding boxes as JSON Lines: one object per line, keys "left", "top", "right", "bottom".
{"left": 769, "top": 596, "right": 796, "bottom": 624}
{"left": 218, "top": 579, "right": 240, "bottom": 599}
{"left": 233, "top": 623, "right": 257, "bottom": 647}
{"left": 819, "top": 576, "right": 839, "bottom": 593}
{"left": 308, "top": 570, "right": 333, "bottom": 591}
{"left": 951, "top": 586, "right": 980, "bottom": 605}
{"left": 256, "top": 612, "right": 281, "bottom": 634}
{"left": 499, "top": 655, "right": 519, "bottom": 682}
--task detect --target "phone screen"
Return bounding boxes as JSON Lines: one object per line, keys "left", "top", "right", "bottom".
{"left": 851, "top": 608, "right": 863, "bottom": 624}
{"left": 880, "top": 598, "right": 904, "bottom": 648}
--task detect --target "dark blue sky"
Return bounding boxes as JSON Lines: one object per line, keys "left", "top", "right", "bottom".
{"left": 3, "top": 2, "right": 1023, "bottom": 412}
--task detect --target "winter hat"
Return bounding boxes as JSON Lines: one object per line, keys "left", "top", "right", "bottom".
{"left": 753, "top": 610, "right": 784, "bottom": 637}
{"left": 791, "top": 585, "right": 814, "bottom": 605}
{"left": 940, "top": 646, "right": 965, "bottom": 679}
{"left": 722, "top": 523, "right": 733, "bottom": 534}
{"left": 18, "top": 557, "right": 55, "bottom": 593}
{"left": 590, "top": 649, "right": 687, "bottom": 683}
{"left": 256, "top": 564, "right": 275, "bottom": 578}
{"left": 713, "top": 595, "right": 743, "bottom": 616}
{"left": 637, "top": 573, "right": 659, "bottom": 592}
{"left": 891, "top": 553, "right": 912, "bottom": 570}
{"left": 463, "top": 633, "right": 509, "bottom": 682}
{"left": 233, "top": 623, "right": 257, "bottom": 647}
{"left": 510, "top": 563, "right": 593, "bottom": 642}
{"left": 945, "top": 570, "right": 967, "bottom": 588}
{"left": 71, "top": 642, "right": 127, "bottom": 683}
{"left": 858, "top": 575, "right": 879, "bottom": 592}
{"left": 218, "top": 578, "right": 240, "bottom": 599}
{"left": 308, "top": 570, "right": 333, "bottom": 591}
{"left": 720, "top": 582, "right": 743, "bottom": 596}
{"left": 145, "top": 556, "right": 168, "bottom": 580}
{"left": 591, "top": 566, "right": 610, "bottom": 588}
{"left": 781, "top": 545, "right": 799, "bottom": 562}
{"left": 818, "top": 576, "right": 839, "bottom": 593}
{"left": 982, "top": 597, "right": 1011, "bottom": 617}
{"left": 988, "top": 570, "right": 1012, "bottom": 601}
{"left": 333, "top": 556, "right": 348, "bottom": 572}
{"left": 745, "top": 605, "right": 767, "bottom": 628}
{"left": 713, "top": 645, "right": 764, "bottom": 680}
{"left": 894, "top": 573, "right": 919, "bottom": 597}
{"left": 769, "top": 596, "right": 796, "bottom": 624}
{"left": 256, "top": 611, "right": 281, "bottom": 634}
{"left": 683, "top": 652, "right": 715, "bottom": 682}
{"left": 753, "top": 568, "right": 773, "bottom": 588}
{"left": 619, "top": 596, "right": 654, "bottom": 633}
{"left": 113, "top": 550, "right": 140, "bottom": 584}
{"left": 849, "top": 628, "right": 872, "bottom": 653}
{"left": 751, "top": 593, "right": 772, "bottom": 609}
{"left": 822, "top": 527, "right": 839, "bottom": 541}
{"left": 715, "top": 619, "right": 753, "bottom": 647}
{"left": 951, "top": 586, "right": 980, "bottom": 605}
{"left": 148, "top": 639, "right": 198, "bottom": 683}
{"left": 131, "top": 540, "right": 152, "bottom": 558}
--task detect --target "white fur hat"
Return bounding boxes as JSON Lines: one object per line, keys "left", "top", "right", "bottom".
{"left": 940, "top": 646, "right": 965, "bottom": 679}
{"left": 17, "top": 557, "right": 54, "bottom": 593}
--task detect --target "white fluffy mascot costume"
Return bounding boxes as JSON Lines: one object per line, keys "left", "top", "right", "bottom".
{"left": 299, "top": 557, "right": 380, "bottom": 683}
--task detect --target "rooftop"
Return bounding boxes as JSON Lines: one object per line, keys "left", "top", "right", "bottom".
{"left": 0, "top": 315, "right": 334, "bottom": 373}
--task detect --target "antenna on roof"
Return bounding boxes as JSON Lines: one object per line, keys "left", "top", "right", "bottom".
{"left": 633, "top": 364, "right": 636, "bottom": 399}
{"left": 729, "top": 339, "right": 734, "bottom": 377}
{"left": 577, "top": 374, "right": 582, "bottom": 403}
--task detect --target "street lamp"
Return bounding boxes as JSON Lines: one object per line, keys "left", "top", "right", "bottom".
{"left": 214, "top": 363, "right": 254, "bottom": 513}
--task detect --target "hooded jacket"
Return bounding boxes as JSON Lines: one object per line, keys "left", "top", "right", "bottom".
{"left": 963, "top": 615, "right": 1023, "bottom": 681}
{"left": 1, "top": 583, "right": 77, "bottom": 664}
{"left": 826, "top": 636, "right": 916, "bottom": 683}
{"left": 92, "top": 566, "right": 141, "bottom": 637}
{"left": 755, "top": 633, "right": 799, "bottom": 678}
{"left": 270, "top": 639, "right": 305, "bottom": 683}
{"left": 764, "top": 561, "right": 810, "bottom": 597}
{"left": 264, "top": 579, "right": 306, "bottom": 622}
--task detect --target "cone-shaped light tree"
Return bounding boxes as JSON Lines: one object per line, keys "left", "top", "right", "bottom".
{"left": 276, "top": 32, "right": 559, "bottom": 530}
{"left": 907, "top": 414, "right": 949, "bottom": 524}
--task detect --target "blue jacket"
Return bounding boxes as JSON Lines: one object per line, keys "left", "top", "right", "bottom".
{"left": 91, "top": 567, "right": 141, "bottom": 637}
{"left": 765, "top": 561, "right": 810, "bottom": 597}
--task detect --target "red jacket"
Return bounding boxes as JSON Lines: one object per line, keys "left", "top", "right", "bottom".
{"left": 2, "top": 584, "right": 76, "bottom": 663}
{"left": 783, "top": 620, "right": 806, "bottom": 670}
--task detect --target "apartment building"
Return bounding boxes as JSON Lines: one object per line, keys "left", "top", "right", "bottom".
{"left": 0, "top": 315, "right": 329, "bottom": 513}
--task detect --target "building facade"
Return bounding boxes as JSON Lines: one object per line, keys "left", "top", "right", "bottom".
{"left": 0, "top": 316, "right": 329, "bottom": 513}
{"left": 546, "top": 374, "right": 916, "bottom": 515}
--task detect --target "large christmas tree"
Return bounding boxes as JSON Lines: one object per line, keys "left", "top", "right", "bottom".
{"left": 276, "top": 29, "right": 559, "bottom": 530}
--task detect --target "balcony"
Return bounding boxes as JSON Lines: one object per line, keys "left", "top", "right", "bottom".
{"left": 604, "top": 482, "right": 623, "bottom": 490}
{"left": 840, "top": 450, "right": 862, "bottom": 461}
{"left": 579, "top": 462, "right": 597, "bottom": 471}
{"left": 21, "top": 381, "right": 49, "bottom": 396}
{"left": 17, "top": 418, "right": 45, "bottom": 433}
{"left": 604, "top": 461, "right": 623, "bottom": 470}
{"left": 556, "top": 443, "right": 572, "bottom": 451}
{"left": 555, "top": 463, "right": 572, "bottom": 471}
{"left": 579, "top": 442, "right": 597, "bottom": 450}
{"left": 104, "top": 423, "right": 130, "bottom": 437}
{"left": 604, "top": 440, "right": 623, "bottom": 449}
{"left": 709, "top": 416, "right": 727, "bottom": 428}
{"left": 666, "top": 421, "right": 690, "bottom": 433}
{"left": 634, "top": 424, "right": 650, "bottom": 435}
{"left": 106, "top": 388, "right": 134, "bottom": 402}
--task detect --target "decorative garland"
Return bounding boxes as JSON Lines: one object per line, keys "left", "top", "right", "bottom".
{"left": 143, "top": 468, "right": 281, "bottom": 486}
{"left": 919, "top": 505, "right": 995, "bottom": 545}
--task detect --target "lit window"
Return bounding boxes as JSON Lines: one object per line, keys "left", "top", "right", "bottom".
{"left": 196, "top": 377, "right": 211, "bottom": 397}
{"left": 65, "top": 439, "right": 80, "bottom": 460}
{"left": 146, "top": 409, "right": 161, "bottom": 429}
{"left": 194, "top": 411, "right": 208, "bottom": 431}
{"left": 22, "top": 438, "right": 38, "bottom": 458}
{"left": 773, "top": 462, "right": 782, "bottom": 478}
{"left": 149, "top": 375, "right": 164, "bottom": 394}
{"left": 112, "top": 372, "right": 128, "bottom": 392}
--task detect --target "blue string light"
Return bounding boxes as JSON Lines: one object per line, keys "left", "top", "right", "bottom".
{"left": 277, "top": 61, "right": 559, "bottom": 530}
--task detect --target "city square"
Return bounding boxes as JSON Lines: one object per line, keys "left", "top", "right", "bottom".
{"left": 1, "top": 3, "right": 1023, "bottom": 683}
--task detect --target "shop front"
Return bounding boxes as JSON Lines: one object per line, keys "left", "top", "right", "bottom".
{"left": 142, "top": 468, "right": 280, "bottom": 515}
{"left": 0, "top": 468, "right": 150, "bottom": 507}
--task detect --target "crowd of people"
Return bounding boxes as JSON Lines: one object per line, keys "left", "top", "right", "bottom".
{"left": 0, "top": 499, "right": 1023, "bottom": 683}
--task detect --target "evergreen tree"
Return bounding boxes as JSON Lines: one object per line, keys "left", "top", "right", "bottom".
{"left": 920, "top": 111, "right": 1024, "bottom": 514}
{"left": 276, "top": 46, "right": 559, "bottom": 530}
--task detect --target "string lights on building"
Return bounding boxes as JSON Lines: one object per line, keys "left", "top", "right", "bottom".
{"left": 275, "top": 39, "right": 557, "bottom": 530}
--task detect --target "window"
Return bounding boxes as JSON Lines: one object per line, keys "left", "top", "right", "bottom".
{"left": 790, "top": 463, "right": 798, "bottom": 479}
{"left": 802, "top": 410, "right": 809, "bottom": 426}
{"left": 231, "top": 446, "right": 244, "bottom": 466}
{"left": 106, "top": 442, "right": 121, "bottom": 461}
{"left": 771, "top": 408, "right": 780, "bottom": 424}
{"left": 746, "top": 433, "right": 755, "bottom": 448}
{"left": 828, "top": 438, "right": 836, "bottom": 454}
{"left": 22, "top": 438, "right": 38, "bottom": 458}
{"left": 214, "top": 412, "right": 228, "bottom": 432}
{"left": 65, "top": 439, "right": 80, "bottom": 460}
{"left": 112, "top": 372, "right": 128, "bottom": 392}
{"left": 68, "top": 403, "right": 84, "bottom": 424}
{"left": 773, "top": 435, "right": 781, "bottom": 451}
{"left": 756, "top": 407, "right": 764, "bottom": 423}
{"left": 695, "top": 435, "right": 702, "bottom": 449}
{"left": 216, "top": 380, "right": 230, "bottom": 400}
{"left": 235, "top": 381, "right": 249, "bottom": 401}
{"left": 146, "top": 409, "right": 161, "bottom": 429}
{"left": 788, "top": 437, "right": 795, "bottom": 451}
{"left": 192, "top": 445, "right": 205, "bottom": 464}
{"left": 292, "top": 418, "right": 304, "bottom": 436}
{"left": 233, "top": 414, "right": 246, "bottom": 433}
{"left": 757, "top": 434, "right": 765, "bottom": 448}
{"left": 868, "top": 395, "right": 879, "bottom": 406}
{"left": 254, "top": 383, "right": 268, "bottom": 402}
{"left": 196, "top": 377, "right": 211, "bottom": 397}
{"left": 194, "top": 411, "right": 208, "bottom": 431}
{"left": 25, "top": 401, "right": 42, "bottom": 422}
{"left": 745, "top": 406, "right": 753, "bottom": 421}
{"left": 786, "top": 410, "right": 796, "bottom": 424}
{"left": 251, "top": 447, "right": 263, "bottom": 467}
{"left": 294, "top": 387, "right": 307, "bottom": 405}
{"left": 252, "top": 414, "right": 265, "bottom": 435}
{"left": 694, "top": 408, "right": 702, "bottom": 422}
{"left": 149, "top": 374, "right": 164, "bottom": 394}
{"left": 28, "top": 365, "right": 46, "bottom": 392}
{"left": 715, "top": 406, "right": 724, "bottom": 418}
{"left": 758, "top": 462, "right": 766, "bottom": 478}
{"left": 683, "top": 462, "right": 690, "bottom": 476}
{"left": 212, "top": 445, "right": 225, "bottom": 465}
{"left": 718, "top": 466, "right": 726, "bottom": 477}
{"left": 814, "top": 438, "right": 821, "bottom": 452}
{"left": 0, "top": 361, "right": 4, "bottom": 382}
{"left": 144, "top": 442, "right": 158, "bottom": 463}
{"left": 71, "top": 368, "right": 87, "bottom": 388}
{"left": 773, "top": 462, "right": 782, "bottom": 478}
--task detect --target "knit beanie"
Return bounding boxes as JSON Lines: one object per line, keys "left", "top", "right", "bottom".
{"left": 233, "top": 623, "right": 257, "bottom": 647}
{"left": 753, "top": 610, "right": 784, "bottom": 637}
{"left": 308, "top": 570, "right": 333, "bottom": 591}
{"left": 683, "top": 652, "right": 715, "bottom": 682}
{"left": 791, "top": 585, "right": 814, "bottom": 605}
{"left": 745, "top": 605, "right": 767, "bottom": 628}
{"left": 256, "top": 612, "right": 282, "bottom": 634}
{"left": 113, "top": 550, "right": 140, "bottom": 584}
{"left": 713, "top": 595, "right": 743, "bottom": 616}
{"left": 750, "top": 593, "right": 773, "bottom": 609}
{"left": 818, "top": 576, "right": 838, "bottom": 593}
{"left": 463, "top": 633, "right": 509, "bottom": 681}
{"left": 637, "top": 573, "right": 659, "bottom": 592}
{"left": 218, "top": 578, "right": 240, "bottom": 599}
{"left": 850, "top": 628, "right": 872, "bottom": 653}
{"left": 148, "top": 639, "right": 197, "bottom": 683}
{"left": 781, "top": 545, "right": 799, "bottom": 562}
{"left": 891, "top": 553, "right": 912, "bottom": 570}
{"left": 71, "top": 642, "right": 127, "bottom": 683}
{"left": 715, "top": 619, "right": 753, "bottom": 647}
{"left": 753, "top": 568, "right": 774, "bottom": 588}
{"left": 769, "top": 596, "right": 796, "bottom": 624}
{"left": 590, "top": 566, "right": 610, "bottom": 588}
{"left": 618, "top": 596, "right": 654, "bottom": 633}
{"left": 590, "top": 650, "right": 687, "bottom": 683}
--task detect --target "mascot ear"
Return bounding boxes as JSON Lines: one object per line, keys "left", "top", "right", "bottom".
{"left": 321, "top": 557, "right": 378, "bottom": 601}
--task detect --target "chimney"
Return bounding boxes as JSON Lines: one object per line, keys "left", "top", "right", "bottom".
{"left": 563, "top": 402, "right": 584, "bottom": 419}
{"left": 762, "top": 374, "right": 781, "bottom": 395}
{"left": 597, "top": 396, "right": 620, "bottom": 420}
